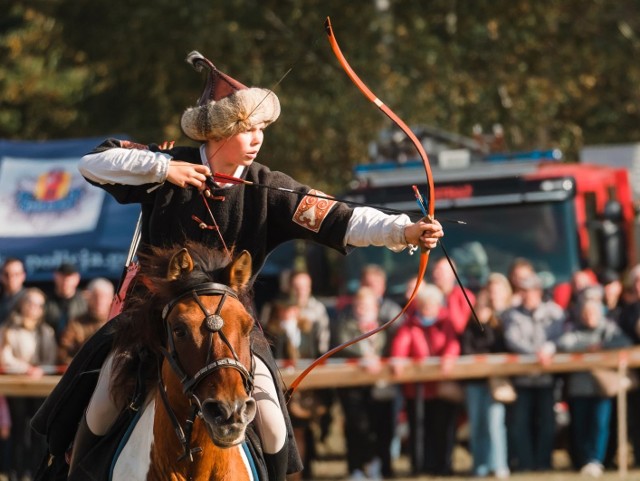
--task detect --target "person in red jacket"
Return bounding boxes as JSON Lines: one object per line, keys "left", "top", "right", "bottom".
{"left": 431, "top": 257, "right": 475, "bottom": 335}
{"left": 391, "top": 282, "right": 460, "bottom": 476}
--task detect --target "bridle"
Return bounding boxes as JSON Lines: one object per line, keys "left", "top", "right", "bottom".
{"left": 157, "top": 282, "right": 255, "bottom": 463}
{"left": 160, "top": 282, "right": 254, "bottom": 398}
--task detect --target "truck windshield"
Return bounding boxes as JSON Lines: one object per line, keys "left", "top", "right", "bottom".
{"left": 343, "top": 199, "right": 581, "bottom": 298}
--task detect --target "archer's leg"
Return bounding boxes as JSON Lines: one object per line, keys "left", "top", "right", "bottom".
{"left": 85, "top": 352, "right": 124, "bottom": 435}
{"left": 69, "top": 352, "right": 124, "bottom": 474}
{"left": 253, "top": 354, "right": 288, "bottom": 481}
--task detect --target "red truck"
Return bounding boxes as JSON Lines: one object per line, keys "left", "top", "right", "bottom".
{"left": 333, "top": 146, "right": 637, "bottom": 301}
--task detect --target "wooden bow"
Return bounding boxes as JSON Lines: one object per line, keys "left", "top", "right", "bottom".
{"left": 287, "top": 17, "right": 436, "bottom": 396}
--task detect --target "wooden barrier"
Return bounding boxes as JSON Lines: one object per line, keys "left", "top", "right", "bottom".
{"left": 278, "top": 346, "right": 640, "bottom": 389}
{"left": 2, "top": 346, "right": 640, "bottom": 396}
{"left": 0, "top": 374, "right": 61, "bottom": 397}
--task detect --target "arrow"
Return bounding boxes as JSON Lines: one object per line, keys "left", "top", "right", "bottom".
{"left": 209, "top": 172, "right": 466, "bottom": 224}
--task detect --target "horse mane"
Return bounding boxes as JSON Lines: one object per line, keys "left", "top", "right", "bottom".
{"left": 110, "top": 241, "right": 254, "bottom": 406}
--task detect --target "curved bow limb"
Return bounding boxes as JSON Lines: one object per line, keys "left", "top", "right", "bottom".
{"left": 324, "top": 17, "right": 436, "bottom": 219}
{"left": 286, "top": 18, "right": 437, "bottom": 397}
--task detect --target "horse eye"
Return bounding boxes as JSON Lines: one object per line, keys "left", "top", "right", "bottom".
{"left": 173, "top": 325, "right": 188, "bottom": 339}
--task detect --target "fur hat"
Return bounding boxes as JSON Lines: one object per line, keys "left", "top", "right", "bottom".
{"left": 180, "top": 51, "right": 281, "bottom": 141}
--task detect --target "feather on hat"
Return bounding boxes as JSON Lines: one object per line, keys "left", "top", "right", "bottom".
{"left": 180, "top": 51, "right": 280, "bottom": 141}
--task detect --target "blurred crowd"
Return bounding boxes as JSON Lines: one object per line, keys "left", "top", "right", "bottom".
{"left": 3, "top": 254, "right": 640, "bottom": 481}
{"left": 260, "top": 258, "right": 640, "bottom": 480}
{"left": 0, "top": 258, "right": 114, "bottom": 481}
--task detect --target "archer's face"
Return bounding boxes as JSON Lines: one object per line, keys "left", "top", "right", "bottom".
{"left": 212, "top": 124, "right": 265, "bottom": 169}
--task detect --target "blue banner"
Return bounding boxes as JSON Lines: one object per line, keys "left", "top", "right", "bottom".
{"left": 0, "top": 137, "right": 140, "bottom": 282}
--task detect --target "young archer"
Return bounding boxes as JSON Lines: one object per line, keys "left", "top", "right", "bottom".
{"left": 33, "top": 51, "right": 443, "bottom": 480}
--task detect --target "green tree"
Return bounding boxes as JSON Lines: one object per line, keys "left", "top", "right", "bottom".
{"left": 0, "top": 2, "right": 93, "bottom": 138}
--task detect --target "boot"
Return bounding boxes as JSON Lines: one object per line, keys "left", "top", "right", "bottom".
{"left": 68, "top": 414, "right": 103, "bottom": 476}
{"left": 263, "top": 445, "right": 289, "bottom": 481}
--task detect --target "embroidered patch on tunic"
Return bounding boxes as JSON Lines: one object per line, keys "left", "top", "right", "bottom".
{"left": 292, "top": 190, "right": 337, "bottom": 233}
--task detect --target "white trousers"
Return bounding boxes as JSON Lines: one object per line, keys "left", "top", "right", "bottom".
{"left": 85, "top": 353, "right": 287, "bottom": 454}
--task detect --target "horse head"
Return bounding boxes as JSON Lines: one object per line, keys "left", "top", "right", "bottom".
{"left": 146, "top": 245, "right": 257, "bottom": 449}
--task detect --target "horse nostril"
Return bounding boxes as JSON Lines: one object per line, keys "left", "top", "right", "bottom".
{"left": 244, "top": 397, "right": 257, "bottom": 422}
{"left": 202, "top": 397, "right": 256, "bottom": 425}
{"left": 201, "top": 400, "right": 231, "bottom": 425}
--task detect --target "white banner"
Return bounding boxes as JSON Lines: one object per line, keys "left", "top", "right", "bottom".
{"left": 0, "top": 157, "right": 104, "bottom": 237}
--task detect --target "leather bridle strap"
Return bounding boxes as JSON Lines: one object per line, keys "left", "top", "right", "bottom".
{"left": 157, "top": 369, "right": 203, "bottom": 463}
{"left": 160, "top": 282, "right": 254, "bottom": 396}
{"left": 161, "top": 282, "right": 239, "bottom": 320}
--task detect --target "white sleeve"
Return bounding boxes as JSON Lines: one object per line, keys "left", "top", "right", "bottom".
{"left": 344, "top": 206, "right": 411, "bottom": 252}
{"left": 78, "top": 148, "right": 171, "bottom": 185}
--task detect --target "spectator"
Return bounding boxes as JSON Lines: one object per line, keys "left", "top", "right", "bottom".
{"left": 0, "top": 288, "right": 56, "bottom": 481}
{"left": 617, "top": 264, "right": 640, "bottom": 468}
{"left": 431, "top": 257, "right": 475, "bottom": 335}
{"left": 403, "top": 275, "right": 419, "bottom": 299}
{"left": 333, "top": 287, "right": 394, "bottom": 480}
{"left": 391, "top": 283, "right": 460, "bottom": 476}
{"left": 263, "top": 293, "right": 323, "bottom": 481}
{"left": 486, "top": 272, "right": 513, "bottom": 316}
{"left": 264, "top": 292, "right": 321, "bottom": 363}
{"left": 287, "top": 269, "right": 335, "bottom": 453}
{"left": 359, "top": 265, "right": 402, "bottom": 348}
{"left": 598, "top": 268, "right": 632, "bottom": 469}
{"left": 507, "top": 257, "right": 535, "bottom": 307}
{"left": 564, "top": 269, "right": 599, "bottom": 328}
{"left": 58, "top": 278, "right": 114, "bottom": 364}
{"left": 289, "top": 270, "right": 331, "bottom": 354}
{"left": 618, "top": 264, "right": 640, "bottom": 343}
{"left": 461, "top": 284, "right": 511, "bottom": 479}
{"left": 598, "top": 269, "right": 624, "bottom": 320}
{"left": 359, "top": 261, "right": 408, "bottom": 461}
{"left": 556, "top": 297, "right": 632, "bottom": 477}
{"left": 554, "top": 268, "right": 597, "bottom": 310}
{"left": 0, "top": 258, "right": 26, "bottom": 323}
{"left": 502, "top": 272, "right": 565, "bottom": 472}
{"left": 44, "top": 262, "right": 88, "bottom": 341}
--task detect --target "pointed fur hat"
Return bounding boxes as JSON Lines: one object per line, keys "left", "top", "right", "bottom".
{"left": 180, "top": 51, "right": 281, "bottom": 141}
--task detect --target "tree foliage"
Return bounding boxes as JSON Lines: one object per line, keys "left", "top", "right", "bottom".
{"left": 2, "top": 0, "right": 640, "bottom": 191}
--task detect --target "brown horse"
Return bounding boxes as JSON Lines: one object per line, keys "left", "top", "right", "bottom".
{"left": 109, "top": 243, "right": 258, "bottom": 481}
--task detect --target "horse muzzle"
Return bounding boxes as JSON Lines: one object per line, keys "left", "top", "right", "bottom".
{"left": 200, "top": 396, "right": 257, "bottom": 446}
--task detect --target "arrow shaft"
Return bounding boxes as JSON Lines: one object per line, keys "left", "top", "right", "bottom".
{"left": 212, "top": 173, "right": 426, "bottom": 219}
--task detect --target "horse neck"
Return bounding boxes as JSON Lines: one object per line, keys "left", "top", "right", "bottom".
{"left": 148, "top": 380, "right": 250, "bottom": 481}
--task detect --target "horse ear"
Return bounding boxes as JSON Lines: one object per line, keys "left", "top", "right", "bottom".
{"left": 227, "top": 250, "right": 252, "bottom": 291}
{"left": 167, "top": 248, "right": 194, "bottom": 280}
